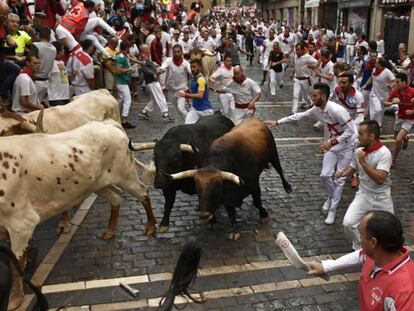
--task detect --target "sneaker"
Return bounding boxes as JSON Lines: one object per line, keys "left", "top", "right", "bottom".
{"left": 322, "top": 199, "right": 331, "bottom": 212}
{"left": 313, "top": 120, "right": 322, "bottom": 128}
{"left": 139, "top": 110, "right": 150, "bottom": 120}
{"left": 325, "top": 210, "right": 336, "bottom": 225}
{"left": 161, "top": 113, "right": 174, "bottom": 122}
{"left": 122, "top": 121, "right": 136, "bottom": 129}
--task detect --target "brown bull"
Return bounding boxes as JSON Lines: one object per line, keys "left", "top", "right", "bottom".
{"left": 168, "top": 118, "right": 292, "bottom": 240}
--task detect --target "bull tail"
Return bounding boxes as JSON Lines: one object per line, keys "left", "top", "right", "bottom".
{"left": 269, "top": 141, "right": 292, "bottom": 194}
{"left": 134, "top": 158, "right": 156, "bottom": 185}
{"left": 159, "top": 240, "right": 204, "bottom": 311}
{"left": 0, "top": 244, "right": 49, "bottom": 311}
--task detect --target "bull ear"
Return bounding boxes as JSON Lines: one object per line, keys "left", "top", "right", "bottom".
{"left": 179, "top": 144, "right": 199, "bottom": 154}
{"left": 169, "top": 169, "right": 198, "bottom": 180}
{"left": 220, "top": 172, "right": 244, "bottom": 186}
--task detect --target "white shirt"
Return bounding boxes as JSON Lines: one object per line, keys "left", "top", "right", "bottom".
{"left": 195, "top": 36, "right": 216, "bottom": 52}
{"left": 210, "top": 64, "right": 233, "bottom": 88}
{"left": 318, "top": 60, "right": 335, "bottom": 92}
{"left": 345, "top": 32, "right": 358, "bottom": 45}
{"left": 372, "top": 68, "right": 395, "bottom": 101}
{"left": 263, "top": 37, "right": 279, "bottom": 59}
{"left": 67, "top": 52, "right": 94, "bottom": 90}
{"left": 278, "top": 100, "right": 357, "bottom": 145}
{"left": 377, "top": 39, "right": 385, "bottom": 54}
{"left": 179, "top": 38, "right": 194, "bottom": 54}
{"left": 294, "top": 53, "right": 318, "bottom": 78}
{"left": 330, "top": 87, "right": 365, "bottom": 121}
{"left": 48, "top": 60, "right": 70, "bottom": 101}
{"left": 351, "top": 146, "right": 392, "bottom": 194}
{"left": 12, "top": 73, "right": 39, "bottom": 113}
{"left": 160, "top": 57, "right": 191, "bottom": 91}
{"left": 278, "top": 33, "right": 294, "bottom": 54}
{"left": 223, "top": 78, "right": 261, "bottom": 105}
{"left": 356, "top": 40, "right": 369, "bottom": 51}
{"left": 145, "top": 34, "right": 155, "bottom": 46}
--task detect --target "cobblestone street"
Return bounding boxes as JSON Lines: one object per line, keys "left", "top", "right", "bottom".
{"left": 25, "top": 57, "right": 414, "bottom": 311}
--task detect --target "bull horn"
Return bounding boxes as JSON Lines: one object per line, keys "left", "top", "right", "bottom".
{"left": 179, "top": 144, "right": 199, "bottom": 153}
{"left": 35, "top": 107, "right": 45, "bottom": 133}
{"left": 169, "top": 169, "right": 198, "bottom": 180}
{"left": 131, "top": 142, "right": 156, "bottom": 151}
{"left": 220, "top": 172, "right": 243, "bottom": 185}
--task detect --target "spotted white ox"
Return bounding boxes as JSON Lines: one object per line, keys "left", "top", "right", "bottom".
{"left": 0, "top": 120, "right": 156, "bottom": 260}
{"left": 0, "top": 89, "right": 121, "bottom": 135}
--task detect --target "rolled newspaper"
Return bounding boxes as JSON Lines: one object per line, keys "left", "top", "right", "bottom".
{"left": 275, "top": 232, "right": 330, "bottom": 281}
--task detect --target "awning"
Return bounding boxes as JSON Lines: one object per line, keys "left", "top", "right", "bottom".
{"left": 339, "top": 0, "right": 371, "bottom": 8}
{"left": 305, "top": 0, "right": 320, "bottom": 8}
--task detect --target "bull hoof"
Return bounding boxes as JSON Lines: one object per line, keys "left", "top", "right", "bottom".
{"left": 228, "top": 232, "right": 240, "bottom": 241}
{"left": 260, "top": 217, "right": 270, "bottom": 224}
{"left": 101, "top": 229, "right": 115, "bottom": 240}
{"left": 144, "top": 223, "right": 156, "bottom": 236}
{"left": 8, "top": 291, "right": 24, "bottom": 311}
{"left": 57, "top": 221, "right": 72, "bottom": 235}
{"left": 158, "top": 226, "right": 169, "bottom": 233}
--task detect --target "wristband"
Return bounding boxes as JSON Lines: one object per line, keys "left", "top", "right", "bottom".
{"left": 330, "top": 139, "right": 339, "bottom": 146}
{"left": 184, "top": 92, "right": 191, "bottom": 99}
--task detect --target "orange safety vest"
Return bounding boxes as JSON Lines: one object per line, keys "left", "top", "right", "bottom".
{"left": 60, "top": 3, "right": 89, "bottom": 36}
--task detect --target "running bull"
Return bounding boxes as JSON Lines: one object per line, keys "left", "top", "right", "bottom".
{"left": 0, "top": 120, "right": 155, "bottom": 309}
{"left": 131, "top": 115, "right": 234, "bottom": 233}
{"left": 168, "top": 118, "right": 292, "bottom": 239}
{"left": 0, "top": 89, "right": 121, "bottom": 135}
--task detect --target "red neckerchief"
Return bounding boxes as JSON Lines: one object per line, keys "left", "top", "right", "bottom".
{"left": 284, "top": 33, "right": 290, "bottom": 38}
{"left": 233, "top": 74, "right": 246, "bottom": 84}
{"left": 173, "top": 56, "right": 183, "bottom": 66}
{"left": 364, "top": 140, "right": 384, "bottom": 154}
{"left": 273, "top": 48, "right": 281, "bottom": 53}
{"left": 321, "top": 60, "right": 329, "bottom": 68}
{"left": 373, "top": 67, "right": 385, "bottom": 77}
{"left": 358, "top": 39, "right": 363, "bottom": 44}
{"left": 21, "top": 66, "right": 35, "bottom": 81}
{"left": 365, "top": 61, "right": 375, "bottom": 71}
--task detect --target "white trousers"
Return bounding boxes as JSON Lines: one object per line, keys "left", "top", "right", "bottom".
{"left": 166, "top": 89, "right": 189, "bottom": 120}
{"left": 320, "top": 144, "right": 353, "bottom": 212}
{"left": 231, "top": 108, "right": 254, "bottom": 125}
{"left": 34, "top": 80, "right": 49, "bottom": 104}
{"left": 293, "top": 78, "right": 312, "bottom": 113}
{"left": 55, "top": 25, "right": 79, "bottom": 51}
{"left": 218, "top": 93, "right": 235, "bottom": 118}
{"left": 81, "top": 18, "right": 117, "bottom": 56}
{"left": 269, "top": 70, "right": 283, "bottom": 96}
{"left": 345, "top": 45, "right": 355, "bottom": 65}
{"left": 185, "top": 108, "right": 213, "bottom": 124}
{"left": 369, "top": 94, "right": 384, "bottom": 127}
{"left": 259, "top": 46, "right": 264, "bottom": 64}
{"left": 362, "top": 89, "right": 371, "bottom": 115}
{"left": 143, "top": 81, "right": 168, "bottom": 115}
{"left": 116, "top": 84, "right": 131, "bottom": 117}
{"left": 343, "top": 189, "right": 394, "bottom": 250}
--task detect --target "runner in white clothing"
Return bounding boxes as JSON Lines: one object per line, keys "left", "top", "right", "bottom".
{"left": 209, "top": 53, "right": 234, "bottom": 118}
{"left": 260, "top": 28, "right": 279, "bottom": 85}
{"left": 211, "top": 65, "right": 261, "bottom": 125}
{"left": 265, "top": 83, "right": 357, "bottom": 225}
{"left": 160, "top": 44, "right": 192, "bottom": 120}
{"left": 336, "top": 120, "right": 393, "bottom": 250}
{"left": 362, "top": 58, "right": 395, "bottom": 127}
{"left": 291, "top": 42, "right": 318, "bottom": 113}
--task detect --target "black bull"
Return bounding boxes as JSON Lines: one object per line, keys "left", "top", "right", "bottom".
{"left": 149, "top": 115, "right": 234, "bottom": 232}
{"left": 168, "top": 118, "right": 292, "bottom": 239}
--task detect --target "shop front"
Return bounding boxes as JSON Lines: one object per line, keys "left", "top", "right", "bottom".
{"left": 379, "top": 0, "right": 414, "bottom": 57}
{"left": 338, "top": 0, "right": 371, "bottom": 35}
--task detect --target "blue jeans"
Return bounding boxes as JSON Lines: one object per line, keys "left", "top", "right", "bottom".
{"left": 0, "top": 59, "right": 20, "bottom": 98}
